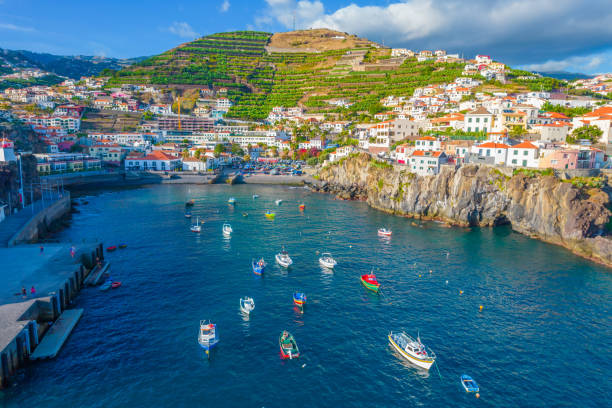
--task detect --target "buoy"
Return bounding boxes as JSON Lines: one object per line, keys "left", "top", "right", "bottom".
{"left": 429, "top": 269, "right": 432, "bottom": 274}
{"left": 459, "top": 290, "right": 464, "bottom": 295}
{"left": 419, "top": 274, "right": 422, "bottom": 278}
{"left": 302, "top": 363, "right": 306, "bottom": 368}
{"left": 349, "top": 245, "right": 352, "bottom": 248}
{"left": 475, "top": 393, "right": 480, "bottom": 399}
{"left": 445, "top": 280, "right": 448, "bottom": 285}
{"left": 479, "top": 305, "right": 483, "bottom": 311}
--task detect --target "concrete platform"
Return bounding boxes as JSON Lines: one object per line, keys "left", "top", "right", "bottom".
{"left": 30, "top": 309, "right": 83, "bottom": 360}
{"left": 0, "top": 300, "right": 37, "bottom": 354}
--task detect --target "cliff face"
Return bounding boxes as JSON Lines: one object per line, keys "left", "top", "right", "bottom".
{"left": 312, "top": 153, "right": 612, "bottom": 267}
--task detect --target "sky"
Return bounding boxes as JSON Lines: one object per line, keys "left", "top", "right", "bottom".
{"left": 0, "top": 0, "right": 611, "bottom": 74}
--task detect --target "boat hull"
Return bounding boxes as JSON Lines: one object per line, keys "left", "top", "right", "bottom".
{"left": 388, "top": 335, "right": 434, "bottom": 370}
{"left": 199, "top": 339, "right": 219, "bottom": 351}
{"left": 319, "top": 259, "right": 336, "bottom": 268}
{"left": 276, "top": 255, "right": 292, "bottom": 268}
{"left": 252, "top": 262, "right": 265, "bottom": 275}
{"left": 360, "top": 277, "right": 380, "bottom": 293}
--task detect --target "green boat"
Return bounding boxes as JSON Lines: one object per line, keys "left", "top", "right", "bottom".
{"left": 279, "top": 331, "right": 300, "bottom": 359}
{"left": 360, "top": 273, "right": 380, "bottom": 293}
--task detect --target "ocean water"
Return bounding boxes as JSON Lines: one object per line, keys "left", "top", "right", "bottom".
{"left": 2, "top": 184, "right": 611, "bottom": 408}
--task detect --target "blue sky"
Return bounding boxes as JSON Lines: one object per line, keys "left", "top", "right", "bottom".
{"left": 1, "top": 0, "right": 611, "bottom": 74}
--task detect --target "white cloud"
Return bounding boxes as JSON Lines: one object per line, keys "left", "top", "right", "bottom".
{"left": 0, "top": 22, "right": 34, "bottom": 32}
{"left": 167, "top": 21, "right": 198, "bottom": 39}
{"left": 220, "top": 0, "right": 230, "bottom": 13}
{"left": 521, "top": 53, "right": 610, "bottom": 73}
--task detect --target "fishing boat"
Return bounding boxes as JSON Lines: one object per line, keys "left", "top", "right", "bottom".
{"left": 111, "top": 281, "right": 122, "bottom": 289}
{"left": 228, "top": 197, "right": 236, "bottom": 204}
{"left": 253, "top": 194, "right": 259, "bottom": 199}
{"left": 275, "top": 249, "right": 293, "bottom": 268}
{"left": 388, "top": 331, "right": 437, "bottom": 370}
{"left": 239, "top": 297, "right": 255, "bottom": 314}
{"left": 318, "top": 252, "right": 337, "bottom": 268}
{"left": 252, "top": 258, "right": 266, "bottom": 275}
{"left": 198, "top": 320, "right": 219, "bottom": 353}
{"left": 265, "top": 210, "right": 275, "bottom": 219}
{"left": 118, "top": 244, "right": 127, "bottom": 249}
{"left": 185, "top": 199, "right": 195, "bottom": 207}
{"left": 106, "top": 245, "right": 117, "bottom": 252}
{"left": 377, "top": 227, "right": 392, "bottom": 237}
{"left": 190, "top": 216, "right": 202, "bottom": 233}
{"left": 222, "top": 223, "right": 233, "bottom": 236}
{"left": 242, "top": 212, "right": 248, "bottom": 217}
{"left": 299, "top": 203, "right": 305, "bottom": 211}
{"left": 99, "top": 279, "right": 112, "bottom": 291}
{"left": 279, "top": 331, "right": 300, "bottom": 359}
{"left": 461, "top": 375, "right": 479, "bottom": 393}
{"left": 361, "top": 272, "right": 380, "bottom": 293}
{"left": 185, "top": 211, "right": 192, "bottom": 218}
{"left": 293, "top": 292, "right": 307, "bottom": 306}
{"left": 275, "top": 199, "right": 283, "bottom": 206}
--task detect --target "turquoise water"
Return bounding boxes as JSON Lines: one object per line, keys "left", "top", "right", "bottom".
{"left": 3, "top": 184, "right": 611, "bottom": 407}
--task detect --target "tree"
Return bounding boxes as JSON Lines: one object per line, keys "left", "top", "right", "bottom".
{"left": 567, "top": 125, "right": 603, "bottom": 144}
{"left": 243, "top": 154, "right": 251, "bottom": 162}
{"left": 143, "top": 111, "right": 154, "bottom": 120}
{"left": 194, "top": 149, "right": 201, "bottom": 159}
{"left": 509, "top": 125, "right": 524, "bottom": 138}
{"left": 214, "top": 143, "right": 226, "bottom": 157}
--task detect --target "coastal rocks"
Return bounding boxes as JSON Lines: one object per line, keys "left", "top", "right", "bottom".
{"left": 313, "top": 153, "right": 612, "bottom": 267}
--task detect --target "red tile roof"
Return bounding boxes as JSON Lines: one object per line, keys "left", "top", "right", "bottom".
{"left": 512, "top": 141, "right": 538, "bottom": 149}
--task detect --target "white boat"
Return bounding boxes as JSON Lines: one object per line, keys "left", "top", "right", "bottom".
{"left": 388, "top": 331, "right": 436, "bottom": 370}
{"left": 239, "top": 297, "right": 255, "bottom": 314}
{"left": 318, "top": 252, "right": 337, "bottom": 268}
{"left": 228, "top": 197, "right": 236, "bottom": 204}
{"left": 222, "top": 223, "right": 233, "bottom": 236}
{"left": 378, "top": 227, "right": 392, "bottom": 237}
{"left": 198, "top": 320, "right": 219, "bottom": 352}
{"left": 190, "top": 216, "right": 202, "bottom": 233}
{"left": 275, "top": 199, "right": 283, "bottom": 206}
{"left": 252, "top": 194, "right": 259, "bottom": 199}
{"left": 275, "top": 249, "right": 293, "bottom": 267}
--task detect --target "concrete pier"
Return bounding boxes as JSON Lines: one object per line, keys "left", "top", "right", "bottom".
{"left": 30, "top": 309, "right": 83, "bottom": 360}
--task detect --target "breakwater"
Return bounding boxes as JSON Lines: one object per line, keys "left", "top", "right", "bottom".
{"left": 310, "top": 153, "right": 612, "bottom": 267}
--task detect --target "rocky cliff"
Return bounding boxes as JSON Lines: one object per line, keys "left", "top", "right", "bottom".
{"left": 310, "top": 153, "right": 612, "bottom": 267}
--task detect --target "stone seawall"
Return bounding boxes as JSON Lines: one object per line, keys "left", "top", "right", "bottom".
{"left": 8, "top": 194, "right": 71, "bottom": 246}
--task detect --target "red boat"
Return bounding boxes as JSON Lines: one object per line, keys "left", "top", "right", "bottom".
{"left": 299, "top": 204, "right": 305, "bottom": 211}
{"left": 111, "top": 281, "right": 122, "bottom": 289}
{"left": 361, "top": 273, "right": 381, "bottom": 293}
{"left": 107, "top": 246, "right": 117, "bottom": 252}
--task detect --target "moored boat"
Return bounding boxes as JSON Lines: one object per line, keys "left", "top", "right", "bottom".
{"left": 228, "top": 197, "right": 236, "bottom": 204}
{"left": 279, "top": 330, "right": 300, "bottom": 359}
{"left": 461, "top": 375, "right": 479, "bottom": 393}
{"left": 388, "top": 331, "right": 436, "bottom": 370}
{"left": 252, "top": 258, "right": 265, "bottom": 275}
{"left": 253, "top": 194, "right": 259, "bottom": 199}
{"left": 242, "top": 212, "right": 248, "bottom": 217}
{"left": 106, "top": 245, "right": 117, "bottom": 252}
{"left": 185, "top": 199, "right": 195, "bottom": 207}
{"left": 293, "top": 292, "right": 306, "bottom": 306}
{"left": 185, "top": 211, "right": 192, "bottom": 218}
{"left": 377, "top": 227, "right": 392, "bottom": 237}
{"left": 99, "top": 279, "right": 112, "bottom": 291}
{"left": 275, "top": 199, "right": 282, "bottom": 206}
{"left": 222, "top": 223, "right": 233, "bottom": 236}
{"left": 118, "top": 244, "right": 127, "bottom": 249}
{"left": 299, "top": 203, "right": 305, "bottom": 211}
{"left": 190, "top": 216, "right": 202, "bottom": 233}
{"left": 198, "top": 320, "right": 219, "bottom": 352}
{"left": 318, "top": 252, "right": 337, "bottom": 269}
{"left": 111, "top": 281, "right": 122, "bottom": 289}
{"left": 361, "top": 272, "right": 380, "bottom": 292}
{"left": 239, "top": 297, "right": 255, "bottom": 314}
{"left": 276, "top": 249, "right": 293, "bottom": 268}
{"left": 265, "top": 211, "right": 275, "bottom": 219}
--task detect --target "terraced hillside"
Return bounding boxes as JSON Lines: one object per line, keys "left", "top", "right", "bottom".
{"left": 107, "top": 30, "right": 474, "bottom": 120}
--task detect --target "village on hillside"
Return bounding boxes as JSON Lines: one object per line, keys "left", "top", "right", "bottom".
{"left": 1, "top": 43, "right": 612, "bottom": 179}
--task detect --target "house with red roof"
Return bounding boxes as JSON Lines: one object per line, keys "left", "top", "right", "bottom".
{"left": 507, "top": 141, "right": 539, "bottom": 168}
{"left": 471, "top": 142, "right": 510, "bottom": 165}
{"left": 407, "top": 150, "right": 448, "bottom": 175}
{"left": 124, "top": 150, "right": 182, "bottom": 171}
{"left": 414, "top": 136, "right": 442, "bottom": 151}
{"left": 571, "top": 106, "right": 612, "bottom": 144}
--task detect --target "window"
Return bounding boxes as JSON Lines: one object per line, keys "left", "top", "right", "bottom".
{"left": 512, "top": 159, "right": 517, "bottom": 164}
{"left": 523, "top": 151, "right": 528, "bottom": 156}
{"left": 522, "top": 160, "right": 527, "bottom": 166}
{"left": 468, "top": 118, "right": 472, "bottom": 123}
{"left": 486, "top": 149, "right": 491, "bottom": 156}
{"left": 513, "top": 150, "right": 518, "bottom": 155}
{"left": 484, "top": 118, "right": 488, "bottom": 122}
{"left": 476, "top": 118, "right": 480, "bottom": 123}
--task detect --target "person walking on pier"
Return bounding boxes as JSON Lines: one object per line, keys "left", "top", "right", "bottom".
{"left": 21, "top": 286, "right": 27, "bottom": 298}
{"left": 70, "top": 246, "right": 75, "bottom": 258}
{"left": 30, "top": 286, "right": 36, "bottom": 295}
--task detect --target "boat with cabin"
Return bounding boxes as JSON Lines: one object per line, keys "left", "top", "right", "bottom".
{"left": 319, "top": 252, "right": 337, "bottom": 269}
{"left": 388, "top": 331, "right": 436, "bottom": 370}
{"left": 377, "top": 227, "right": 392, "bottom": 237}
{"left": 198, "top": 320, "right": 219, "bottom": 352}
{"left": 276, "top": 249, "right": 293, "bottom": 267}
{"left": 279, "top": 331, "right": 300, "bottom": 359}
{"left": 461, "top": 375, "right": 479, "bottom": 393}
{"left": 293, "top": 292, "right": 307, "bottom": 306}
{"left": 228, "top": 197, "right": 236, "bottom": 204}
{"left": 240, "top": 297, "right": 255, "bottom": 314}
{"left": 361, "top": 272, "right": 380, "bottom": 292}
{"left": 222, "top": 223, "right": 233, "bottom": 236}
{"left": 252, "top": 258, "right": 266, "bottom": 275}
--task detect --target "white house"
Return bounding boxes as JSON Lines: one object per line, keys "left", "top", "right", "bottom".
{"left": 408, "top": 150, "right": 448, "bottom": 175}
{"left": 572, "top": 106, "right": 612, "bottom": 144}
{"left": 472, "top": 142, "right": 509, "bottom": 165}
{"left": 329, "top": 145, "right": 357, "bottom": 162}
{"left": 182, "top": 157, "right": 208, "bottom": 172}
{"left": 464, "top": 106, "right": 494, "bottom": 133}
{"left": 395, "top": 143, "right": 414, "bottom": 164}
{"left": 507, "top": 141, "right": 539, "bottom": 168}
{"left": 124, "top": 151, "right": 182, "bottom": 171}
{"left": 414, "top": 136, "right": 441, "bottom": 151}
{"left": 534, "top": 123, "right": 570, "bottom": 143}
{"left": 475, "top": 55, "right": 492, "bottom": 65}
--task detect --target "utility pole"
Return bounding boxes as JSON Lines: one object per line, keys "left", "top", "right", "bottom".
{"left": 18, "top": 154, "right": 24, "bottom": 209}
{"left": 178, "top": 96, "right": 182, "bottom": 131}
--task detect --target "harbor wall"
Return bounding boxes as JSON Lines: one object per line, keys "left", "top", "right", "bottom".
{"left": 8, "top": 193, "right": 71, "bottom": 246}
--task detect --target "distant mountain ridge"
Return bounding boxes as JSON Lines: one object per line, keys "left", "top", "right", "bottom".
{"left": 0, "top": 48, "right": 145, "bottom": 79}
{"left": 535, "top": 71, "right": 593, "bottom": 81}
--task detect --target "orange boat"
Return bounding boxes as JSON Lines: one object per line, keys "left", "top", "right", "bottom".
{"left": 299, "top": 204, "right": 305, "bottom": 211}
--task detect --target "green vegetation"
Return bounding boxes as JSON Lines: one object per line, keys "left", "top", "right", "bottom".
{"left": 541, "top": 102, "right": 591, "bottom": 118}
{"left": 0, "top": 74, "right": 64, "bottom": 90}
{"left": 566, "top": 125, "right": 603, "bottom": 144}
{"left": 370, "top": 158, "right": 393, "bottom": 170}
{"left": 564, "top": 176, "right": 605, "bottom": 189}
{"left": 512, "top": 168, "right": 555, "bottom": 178}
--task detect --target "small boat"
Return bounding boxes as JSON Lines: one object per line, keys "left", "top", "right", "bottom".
{"left": 252, "top": 258, "right": 266, "bottom": 275}
{"left": 253, "top": 194, "right": 259, "bottom": 199}
{"left": 275, "top": 249, "right": 293, "bottom": 268}
{"left": 222, "top": 223, "right": 233, "bottom": 236}
{"left": 319, "top": 252, "right": 337, "bottom": 268}
{"left": 388, "top": 331, "right": 436, "bottom": 370}
{"left": 99, "top": 279, "right": 112, "bottom": 291}
{"left": 111, "top": 281, "right": 122, "bottom": 289}
{"left": 198, "top": 320, "right": 219, "bottom": 353}
{"left": 185, "top": 211, "right": 192, "bottom": 218}
{"left": 118, "top": 244, "right": 127, "bottom": 249}
{"left": 265, "top": 211, "right": 275, "bottom": 219}
{"left": 106, "top": 245, "right": 117, "bottom": 252}
{"left": 299, "top": 203, "right": 305, "bottom": 211}
{"left": 377, "top": 227, "right": 392, "bottom": 237}
{"left": 461, "top": 375, "right": 479, "bottom": 393}
{"left": 239, "top": 297, "right": 255, "bottom": 314}
{"left": 228, "top": 197, "right": 236, "bottom": 204}
{"left": 361, "top": 272, "right": 380, "bottom": 293}
{"left": 293, "top": 292, "right": 307, "bottom": 306}
{"left": 242, "top": 212, "right": 248, "bottom": 217}
{"left": 190, "top": 216, "right": 202, "bottom": 233}
{"left": 275, "top": 199, "right": 282, "bottom": 206}
{"left": 279, "top": 331, "right": 300, "bottom": 359}
{"left": 185, "top": 199, "right": 195, "bottom": 207}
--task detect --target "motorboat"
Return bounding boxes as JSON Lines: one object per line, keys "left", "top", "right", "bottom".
{"left": 242, "top": 212, "right": 248, "bottom": 217}
{"left": 185, "top": 199, "right": 195, "bottom": 207}
{"left": 111, "top": 281, "right": 122, "bottom": 289}
{"left": 299, "top": 203, "right": 305, "bottom": 211}
{"left": 318, "top": 252, "right": 337, "bottom": 269}
{"left": 361, "top": 272, "right": 380, "bottom": 293}
{"left": 239, "top": 297, "right": 255, "bottom": 314}
{"left": 228, "top": 197, "right": 236, "bottom": 204}
{"left": 293, "top": 292, "right": 307, "bottom": 306}
{"left": 388, "top": 331, "right": 436, "bottom": 370}
{"left": 185, "top": 211, "right": 192, "bottom": 218}
{"left": 222, "top": 223, "right": 233, "bottom": 236}
{"left": 106, "top": 245, "right": 117, "bottom": 252}
{"left": 253, "top": 194, "right": 259, "bottom": 199}
{"left": 265, "top": 211, "right": 275, "bottom": 219}
{"left": 99, "top": 279, "right": 112, "bottom": 291}
{"left": 198, "top": 320, "right": 219, "bottom": 353}
{"left": 275, "top": 249, "right": 293, "bottom": 268}
{"left": 461, "top": 375, "right": 479, "bottom": 393}
{"left": 190, "top": 216, "right": 202, "bottom": 233}
{"left": 252, "top": 258, "right": 266, "bottom": 275}
{"left": 279, "top": 331, "right": 300, "bottom": 359}
{"left": 275, "top": 199, "right": 283, "bottom": 206}
{"left": 377, "top": 227, "right": 392, "bottom": 237}
{"left": 118, "top": 244, "right": 127, "bottom": 249}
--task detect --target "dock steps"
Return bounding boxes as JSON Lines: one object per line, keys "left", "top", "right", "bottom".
{"left": 84, "top": 261, "right": 109, "bottom": 286}
{"left": 30, "top": 309, "right": 83, "bottom": 360}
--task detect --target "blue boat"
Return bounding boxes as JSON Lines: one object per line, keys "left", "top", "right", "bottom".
{"left": 461, "top": 375, "right": 479, "bottom": 393}
{"left": 198, "top": 320, "right": 219, "bottom": 355}
{"left": 252, "top": 258, "right": 265, "bottom": 275}
{"left": 293, "top": 292, "right": 307, "bottom": 306}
